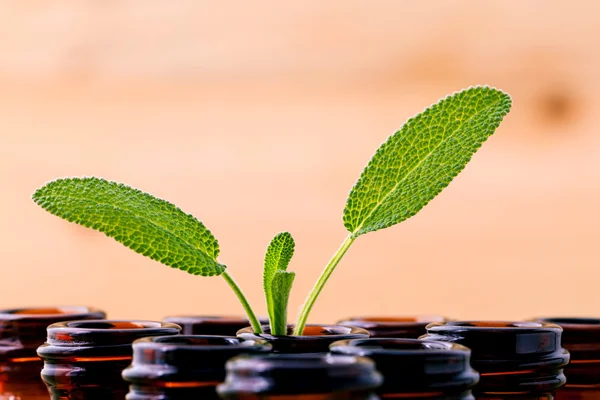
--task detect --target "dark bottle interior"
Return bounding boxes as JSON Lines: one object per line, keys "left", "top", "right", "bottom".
{"left": 0, "top": 306, "right": 105, "bottom": 400}
{"left": 536, "top": 318, "right": 600, "bottom": 400}
{"left": 38, "top": 320, "right": 180, "bottom": 400}
{"left": 123, "top": 335, "right": 272, "bottom": 399}
{"left": 163, "top": 315, "right": 267, "bottom": 336}
{"left": 330, "top": 338, "right": 479, "bottom": 399}
{"left": 337, "top": 316, "right": 447, "bottom": 338}
{"left": 217, "top": 353, "right": 382, "bottom": 399}
{"left": 422, "top": 321, "right": 570, "bottom": 400}
{"left": 237, "top": 324, "right": 369, "bottom": 353}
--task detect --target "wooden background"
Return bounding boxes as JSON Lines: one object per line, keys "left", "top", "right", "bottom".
{"left": 1, "top": 1, "right": 599, "bottom": 323}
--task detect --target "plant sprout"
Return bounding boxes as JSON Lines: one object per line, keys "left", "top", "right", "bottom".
{"left": 32, "top": 86, "right": 511, "bottom": 336}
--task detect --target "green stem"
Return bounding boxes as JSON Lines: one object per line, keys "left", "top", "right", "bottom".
{"left": 293, "top": 235, "right": 356, "bottom": 335}
{"left": 221, "top": 271, "right": 263, "bottom": 333}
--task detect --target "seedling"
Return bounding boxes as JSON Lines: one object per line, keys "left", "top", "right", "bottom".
{"left": 33, "top": 86, "right": 511, "bottom": 336}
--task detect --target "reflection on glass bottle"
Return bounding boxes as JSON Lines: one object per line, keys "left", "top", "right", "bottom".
{"left": 536, "top": 318, "right": 600, "bottom": 400}
{"left": 163, "top": 315, "right": 267, "bottom": 336}
{"left": 217, "top": 353, "right": 382, "bottom": 399}
{"left": 237, "top": 324, "right": 369, "bottom": 353}
{"left": 422, "top": 321, "right": 570, "bottom": 400}
{"left": 38, "top": 320, "right": 180, "bottom": 399}
{"left": 123, "top": 335, "right": 271, "bottom": 399}
{"left": 331, "top": 338, "right": 479, "bottom": 399}
{"left": 0, "top": 306, "right": 105, "bottom": 400}
{"left": 336, "top": 316, "right": 448, "bottom": 338}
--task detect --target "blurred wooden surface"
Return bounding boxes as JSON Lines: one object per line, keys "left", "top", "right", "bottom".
{"left": 1, "top": 1, "right": 599, "bottom": 322}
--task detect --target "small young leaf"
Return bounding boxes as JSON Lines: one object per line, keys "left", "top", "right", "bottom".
{"left": 32, "top": 177, "right": 225, "bottom": 276}
{"left": 343, "top": 86, "right": 511, "bottom": 237}
{"left": 263, "top": 232, "right": 295, "bottom": 333}
{"left": 270, "top": 270, "right": 295, "bottom": 336}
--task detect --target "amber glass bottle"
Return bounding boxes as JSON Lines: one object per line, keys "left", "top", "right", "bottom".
{"left": 536, "top": 318, "right": 600, "bottom": 400}
{"left": 217, "top": 353, "right": 382, "bottom": 399}
{"left": 0, "top": 306, "right": 105, "bottom": 400}
{"left": 123, "top": 335, "right": 271, "bottom": 399}
{"left": 337, "top": 316, "right": 447, "bottom": 338}
{"left": 237, "top": 324, "right": 369, "bottom": 353}
{"left": 330, "top": 338, "right": 479, "bottom": 399}
{"left": 38, "top": 320, "right": 181, "bottom": 400}
{"left": 423, "top": 321, "right": 570, "bottom": 400}
{"left": 163, "top": 316, "right": 266, "bottom": 336}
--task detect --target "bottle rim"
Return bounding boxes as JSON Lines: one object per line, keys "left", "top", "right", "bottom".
{"left": 535, "top": 317, "right": 600, "bottom": 329}
{"left": 38, "top": 320, "right": 181, "bottom": 360}
{"left": 217, "top": 353, "right": 382, "bottom": 396}
{"left": 0, "top": 306, "right": 106, "bottom": 361}
{"left": 123, "top": 335, "right": 272, "bottom": 387}
{"left": 337, "top": 315, "right": 447, "bottom": 329}
{"left": 422, "top": 320, "right": 569, "bottom": 395}
{"left": 330, "top": 338, "right": 479, "bottom": 396}
{"left": 330, "top": 337, "right": 471, "bottom": 355}
{"left": 237, "top": 324, "right": 369, "bottom": 339}
{"left": 236, "top": 324, "right": 370, "bottom": 353}
{"left": 132, "top": 334, "right": 272, "bottom": 352}
{"left": 426, "top": 320, "right": 562, "bottom": 332}
{"left": 0, "top": 306, "right": 105, "bottom": 321}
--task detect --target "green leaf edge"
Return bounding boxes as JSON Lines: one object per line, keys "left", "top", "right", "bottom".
{"left": 270, "top": 270, "right": 296, "bottom": 336}
{"left": 343, "top": 85, "right": 512, "bottom": 237}
{"left": 31, "top": 176, "right": 226, "bottom": 277}
{"left": 263, "top": 232, "right": 295, "bottom": 333}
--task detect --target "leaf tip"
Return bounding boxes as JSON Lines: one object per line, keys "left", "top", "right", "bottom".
{"left": 274, "top": 231, "right": 294, "bottom": 242}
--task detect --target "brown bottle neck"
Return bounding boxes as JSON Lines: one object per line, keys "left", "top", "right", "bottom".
{"left": 535, "top": 318, "right": 600, "bottom": 397}
{"left": 555, "top": 388, "right": 600, "bottom": 400}
{"left": 38, "top": 320, "right": 181, "bottom": 399}
{"left": 0, "top": 306, "right": 105, "bottom": 361}
{"left": 475, "top": 395, "right": 555, "bottom": 400}
{"left": 0, "top": 359, "right": 49, "bottom": 399}
{"left": 423, "top": 322, "right": 569, "bottom": 396}
{"left": 217, "top": 354, "right": 382, "bottom": 399}
{"left": 127, "top": 383, "right": 222, "bottom": 400}
{"left": 237, "top": 324, "right": 370, "bottom": 353}
{"left": 337, "top": 316, "right": 447, "bottom": 339}
{"left": 123, "top": 335, "right": 272, "bottom": 400}
{"left": 379, "top": 393, "right": 473, "bottom": 399}
{"left": 330, "top": 338, "right": 478, "bottom": 399}
{"left": 163, "top": 316, "right": 265, "bottom": 336}
{"left": 221, "top": 392, "right": 377, "bottom": 400}
{"left": 0, "top": 307, "right": 107, "bottom": 398}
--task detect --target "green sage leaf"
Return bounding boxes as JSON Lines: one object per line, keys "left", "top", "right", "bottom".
{"left": 343, "top": 86, "right": 512, "bottom": 237}
{"left": 263, "top": 232, "right": 295, "bottom": 334}
{"left": 270, "top": 270, "right": 295, "bottom": 336}
{"left": 32, "top": 177, "right": 225, "bottom": 276}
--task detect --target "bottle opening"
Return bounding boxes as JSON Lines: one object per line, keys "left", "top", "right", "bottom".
{"left": 422, "top": 321, "right": 569, "bottom": 395}
{"left": 40, "top": 320, "right": 182, "bottom": 357}
{"left": 330, "top": 338, "right": 478, "bottom": 397}
{"left": 300, "top": 325, "right": 354, "bottom": 336}
{"left": 67, "top": 321, "right": 161, "bottom": 330}
{"left": 338, "top": 316, "right": 446, "bottom": 339}
{"left": 239, "top": 353, "right": 361, "bottom": 365}
{"left": 248, "top": 324, "right": 363, "bottom": 337}
{"left": 166, "top": 315, "right": 248, "bottom": 323}
{"left": 541, "top": 317, "right": 600, "bottom": 326}
{"left": 238, "top": 324, "right": 369, "bottom": 353}
{"left": 164, "top": 315, "right": 270, "bottom": 336}
{"left": 11, "top": 308, "right": 72, "bottom": 315}
{"left": 3, "top": 306, "right": 93, "bottom": 316}
{"left": 345, "top": 316, "right": 445, "bottom": 323}
{"left": 151, "top": 335, "right": 244, "bottom": 346}
{"left": 444, "top": 321, "right": 544, "bottom": 328}
{"left": 344, "top": 338, "right": 454, "bottom": 351}
{"left": 217, "top": 353, "right": 382, "bottom": 396}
